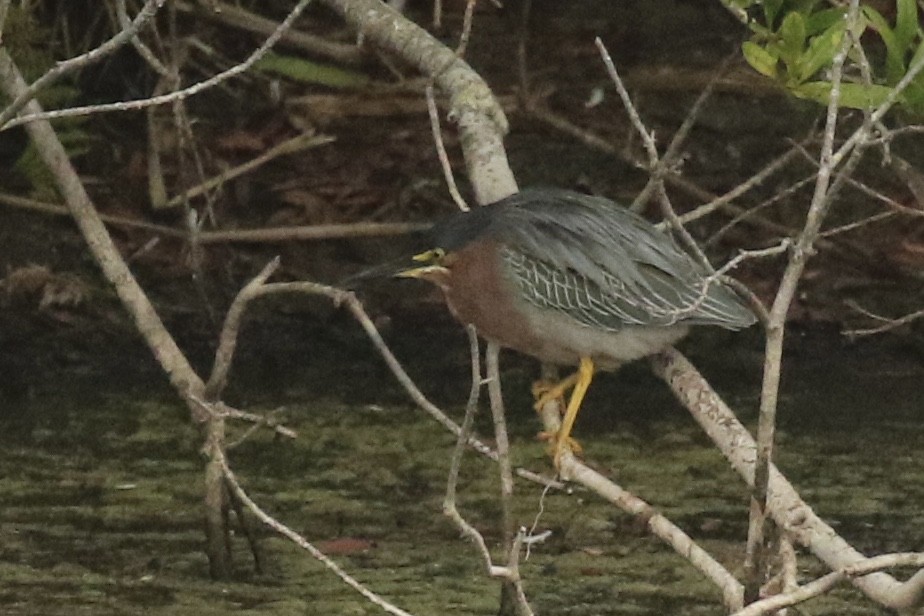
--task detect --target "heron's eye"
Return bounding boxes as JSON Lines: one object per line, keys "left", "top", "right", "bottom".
{"left": 412, "top": 247, "right": 447, "bottom": 264}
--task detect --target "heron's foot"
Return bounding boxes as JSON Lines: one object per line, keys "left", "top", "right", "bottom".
{"left": 537, "top": 430, "right": 582, "bottom": 468}
{"left": 531, "top": 376, "right": 578, "bottom": 413}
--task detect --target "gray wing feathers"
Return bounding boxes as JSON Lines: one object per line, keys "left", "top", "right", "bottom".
{"left": 492, "top": 190, "right": 754, "bottom": 331}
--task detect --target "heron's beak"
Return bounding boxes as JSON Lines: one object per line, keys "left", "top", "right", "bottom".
{"left": 339, "top": 248, "right": 447, "bottom": 287}
{"left": 395, "top": 248, "right": 450, "bottom": 281}
{"left": 395, "top": 264, "right": 448, "bottom": 279}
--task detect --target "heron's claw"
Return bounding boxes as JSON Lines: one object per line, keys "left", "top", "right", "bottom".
{"left": 531, "top": 375, "right": 578, "bottom": 413}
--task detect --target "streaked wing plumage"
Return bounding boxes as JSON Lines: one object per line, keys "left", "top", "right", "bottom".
{"left": 431, "top": 188, "right": 755, "bottom": 331}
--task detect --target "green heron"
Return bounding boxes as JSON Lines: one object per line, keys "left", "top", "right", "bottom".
{"left": 397, "top": 188, "right": 755, "bottom": 465}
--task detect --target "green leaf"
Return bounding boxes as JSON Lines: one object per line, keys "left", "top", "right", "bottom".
{"left": 797, "top": 21, "right": 845, "bottom": 83}
{"left": 805, "top": 7, "right": 846, "bottom": 36}
{"left": 794, "top": 81, "right": 896, "bottom": 109}
{"left": 254, "top": 52, "right": 370, "bottom": 89}
{"left": 903, "top": 80, "right": 924, "bottom": 116}
{"left": 748, "top": 21, "right": 773, "bottom": 38}
{"left": 902, "top": 46, "right": 924, "bottom": 116}
{"left": 894, "top": 0, "right": 919, "bottom": 54}
{"left": 742, "top": 41, "right": 779, "bottom": 78}
{"left": 790, "top": 0, "right": 822, "bottom": 17}
{"left": 862, "top": 5, "right": 904, "bottom": 83}
{"left": 911, "top": 38, "right": 924, "bottom": 72}
{"left": 780, "top": 11, "right": 808, "bottom": 65}
{"left": 763, "top": 0, "right": 785, "bottom": 27}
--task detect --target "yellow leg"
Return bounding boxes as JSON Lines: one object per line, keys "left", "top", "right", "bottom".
{"left": 553, "top": 357, "right": 595, "bottom": 468}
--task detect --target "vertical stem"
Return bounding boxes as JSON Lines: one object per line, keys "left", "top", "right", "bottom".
{"left": 204, "top": 415, "right": 231, "bottom": 578}
{"left": 0, "top": 49, "right": 202, "bottom": 399}
{"left": 743, "top": 1, "right": 858, "bottom": 602}
{"left": 486, "top": 343, "right": 514, "bottom": 548}
{"left": 486, "top": 343, "right": 526, "bottom": 616}
{"left": 0, "top": 49, "right": 236, "bottom": 578}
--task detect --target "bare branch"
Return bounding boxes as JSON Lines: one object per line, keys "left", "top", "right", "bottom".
{"left": 684, "top": 140, "right": 808, "bottom": 227}
{"left": 218, "top": 449, "right": 419, "bottom": 616}
{"left": 426, "top": 84, "right": 469, "bottom": 211}
{"left": 844, "top": 302, "right": 924, "bottom": 337}
{"left": 442, "top": 328, "right": 498, "bottom": 573}
{"left": 0, "top": 0, "right": 166, "bottom": 128}
{"left": 485, "top": 342, "right": 534, "bottom": 614}
{"left": 189, "top": 396, "right": 297, "bottom": 442}
{"left": 113, "top": 0, "right": 172, "bottom": 78}
{"left": 321, "top": 0, "right": 517, "bottom": 204}
{"left": 595, "top": 37, "right": 658, "bottom": 165}
{"left": 205, "top": 258, "right": 281, "bottom": 398}
{"left": 165, "top": 133, "right": 336, "bottom": 209}
{"left": 0, "top": 192, "right": 428, "bottom": 242}
{"left": 535, "top": 390, "right": 745, "bottom": 611}
{"left": 830, "top": 36, "right": 924, "bottom": 169}
{"left": 1, "top": 0, "right": 314, "bottom": 130}
{"left": 651, "top": 347, "right": 924, "bottom": 609}
{"left": 454, "top": 0, "right": 477, "bottom": 58}
{"left": 249, "top": 281, "right": 561, "bottom": 489}
{"left": 745, "top": 2, "right": 859, "bottom": 601}
{"left": 195, "top": 221, "right": 430, "bottom": 243}
{"left": 0, "top": 48, "right": 206, "bottom": 407}
{"left": 733, "top": 553, "right": 924, "bottom": 616}
{"left": 174, "top": 0, "right": 364, "bottom": 65}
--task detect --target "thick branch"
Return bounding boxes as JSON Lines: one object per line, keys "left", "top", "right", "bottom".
{"left": 651, "top": 347, "right": 924, "bottom": 611}
{"left": 320, "top": 0, "right": 516, "bottom": 204}
{"left": 535, "top": 399, "right": 744, "bottom": 611}
{"left": 0, "top": 49, "right": 205, "bottom": 406}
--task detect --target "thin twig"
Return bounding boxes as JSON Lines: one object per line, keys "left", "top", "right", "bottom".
{"left": 595, "top": 37, "right": 658, "bottom": 164}
{"left": 426, "top": 84, "right": 469, "bottom": 211}
{"left": 634, "top": 55, "right": 734, "bottom": 215}
{"left": 595, "top": 38, "right": 715, "bottom": 274}
{"left": 0, "top": 0, "right": 166, "bottom": 128}
{"left": 196, "top": 222, "right": 430, "bottom": 243}
{"left": 0, "top": 192, "right": 428, "bottom": 242}
{"left": 454, "top": 0, "right": 476, "bottom": 57}
{"left": 432, "top": 0, "right": 442, "bottom": 29}
{"left": 533, "top": 387, "right": 744, "bottom": 611}
{"left": 684, "top": 139, "right": 810, "bottom": 228}
{"left": 844, "top": 303, "right": 924, "bottom": 337}
{"left": 486, "top": 342, "right": 515, "bottom": 548}
{"left": 114, "top": 0, "right": 172, "bottom": 78}
{"left": 515, "top": 0, "right": 531, "bottom": 99}
{"left": 744, "top": 2, "right": 860, "bottom": 603}
{"left": 189, "top": 396, "right": 297, "bottom": 441}
{"left": 174, "top": 0, "right": 364, "bottom": 65}
{"left": 251, "top": 281, "right": 561, "bottom": 489}
{"left": 486, "top": 341, "right": 535, "bottom": 615}
{"left": 442, "top": 328, "right": 509, "bottom": 576}
{"left": 829, "top": 33, "right": 924, "bottom": 169}
{"left": 790, "top": 140, "right": 924, "bottom": 219}
{"left": 705, "top": 174, "right": 816, "bottom": 247}
{"left": 165, "top": 133, "right": 335, "bottom": 209}
{"left": 0, "top": 0, "right": 11, "bottom": 39}
{"left": 206, "top": 258, "right": 281, "bottom": 397}
{"left": 732, "top": 553, "right": 924, "bottom": 616}
{"left": 218, "top": 449, "right": 418, "bottom": 616}
{"left": 2, "top": 0, "right": 314, "bottom": 130}
{"left": 820, "top": 211, "right": 894, "bottom": 238}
